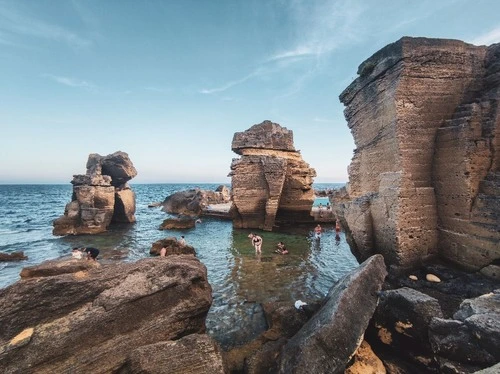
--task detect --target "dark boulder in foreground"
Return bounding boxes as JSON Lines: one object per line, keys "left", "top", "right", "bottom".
{"left": 0, "top": 256, "right": 212, "bottom": 374}
{"left": 278, "top": 254, "right": 387, "bottom": 374}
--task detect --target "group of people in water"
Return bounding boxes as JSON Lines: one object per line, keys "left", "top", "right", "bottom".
{"left": 249, "top": 218, "right": 342, "bottom": 255}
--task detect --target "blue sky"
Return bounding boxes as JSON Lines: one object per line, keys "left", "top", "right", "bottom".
{"left": 1, "top": 0, "right": 499, "bottom": 184}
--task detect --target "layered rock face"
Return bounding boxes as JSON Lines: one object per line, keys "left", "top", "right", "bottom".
{"left": 229, "top": 120, "right": 316, "bottom": 230}
{"left": 337, "top": 37, "right": 500, "bottom": 270}
{"left": 53, "top": 151, "right": 137, "bottom": 235}
{"left": 0, "top": 256, "right": 213, "bottom": 373}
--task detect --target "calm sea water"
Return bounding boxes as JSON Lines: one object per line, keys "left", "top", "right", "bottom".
{"left": 0, "top": 183, "right": 358, "bottom": 348}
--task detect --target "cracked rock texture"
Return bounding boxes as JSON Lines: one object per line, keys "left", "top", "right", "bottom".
{"left": 229, "top": 120, "right": 316, "bottom": 231}
{"left": 53, "top": 151, "right": 137, "bottom": 235}
{"left": 336, "top": 37, "right": 500, "bottom": 270}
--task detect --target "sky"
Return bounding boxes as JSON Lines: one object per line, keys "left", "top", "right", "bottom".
{"left": 1, "top": 0, "right": 499, "bottom": 184}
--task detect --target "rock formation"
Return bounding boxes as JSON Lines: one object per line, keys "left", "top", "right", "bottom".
{"left": 150, "top": 237, "right": 196, "bottom": 256}
{"left": 229, "top": 120, "right": 316, "bottom": 231}
{"left": 336, "top": 37, "right": 500, "bottom": 270}
{"left": 161, "top": 185, "right": 231, "bottom": 217}
{"left": 53, "top": 151, "right": 137, "bottom": 235}
{"left": 0, "top": 256, "right": 213, "bottom": 373}
{"left": 278, "top": 254, "right": 387, "bottom": 373}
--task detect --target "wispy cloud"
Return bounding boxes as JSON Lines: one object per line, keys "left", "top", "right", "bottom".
{"left": 470, "top": 26, "right": 500, "bottom": 46}
{"left": 43, "top": 74, "right": 96, "bottom": 90}
{"left": 0, "top": 2, "right": 91, "bottom": 49}
{"left": 199, "top": 70, "right": 262, "bottom": 94}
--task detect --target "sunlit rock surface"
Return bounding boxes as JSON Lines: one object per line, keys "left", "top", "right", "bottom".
{"left": 336, "top": 37, "right": 500, "bottom": 270}
{"left": 229, "top": 120, "right": 316, "bottom": 231}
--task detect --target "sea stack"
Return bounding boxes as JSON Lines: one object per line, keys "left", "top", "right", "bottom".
{"left": 335, "top": 37, "right": 500, "bottom": 271}
{"left": 53, "top": 151, "right": 138, "bottom": 235}
{"left": 229, "top": 120, "right": 316, "bottom": 231}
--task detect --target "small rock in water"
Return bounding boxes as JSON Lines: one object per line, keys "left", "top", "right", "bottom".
{"left": 426, "top": 273, "right": 441, "bottom": 283}
{"left": 409, "top": 275, "right": 418, "bottom": 281}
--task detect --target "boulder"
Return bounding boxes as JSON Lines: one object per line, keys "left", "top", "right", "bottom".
{"left": 229, "top": 120, "right": 317, "bottom": 231}
{"left": 334, "top": 37, "right": 500, "bottom": 270}
{"left": 0, "top": 251, "right": 27, "bottom": 262}
{"left": 429, "top": 290, "right": 500, "bottom": 367}
{"left": 0, "top": 256, "right": 212, "bottom": 373}
{"left": 53, "top": 151, "right": 138, "bottom": 235}
{"left": 162, "top": 187, "right": 231, "bottom": 217}
{"left": 150, "top": 237, "right": 196, "bottom": 256}
{"left": 159, "top": 217, "right": 196, "bottom": 230}
{"left": 278, "top": 254, "right": 387, "bottom": 373}
{"left": 369, "top": 287, "right": 443, "bottom": 356}
{"left": 120, "top": 334, "right": 226, "bottom": 374}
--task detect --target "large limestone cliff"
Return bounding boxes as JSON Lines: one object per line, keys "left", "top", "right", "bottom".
{"left": 229, "top": 120, "right": 316, "bottom": 231}
{"left": 337, "top": 37, "right": 499, "bottom": 271}
{"left": 53, "top": 151, "right": 137, "bottom": 235}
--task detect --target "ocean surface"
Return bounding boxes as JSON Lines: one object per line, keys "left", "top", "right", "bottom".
{"left": 0, "top": 183, "right": 358, "bottom": 349}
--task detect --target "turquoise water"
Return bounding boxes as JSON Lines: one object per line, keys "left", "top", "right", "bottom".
{"left": 0, "top": 183, "right": 357, "bottom": 348}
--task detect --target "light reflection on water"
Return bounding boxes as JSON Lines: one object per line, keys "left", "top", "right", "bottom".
{"left": 0, "top": 183, "right": 358, "bottom": 349}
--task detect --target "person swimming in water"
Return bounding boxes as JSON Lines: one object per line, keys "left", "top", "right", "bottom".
{"left": 275, "top": 241, "right": 289, "bottom": 255}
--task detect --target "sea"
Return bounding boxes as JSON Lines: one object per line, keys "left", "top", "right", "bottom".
{"left": 0, "top": 183, "right": 358, "bottom": 349}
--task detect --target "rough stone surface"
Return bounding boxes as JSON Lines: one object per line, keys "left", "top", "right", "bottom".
{"left": 335, "top": 37, "right": 500, "bottom": 270}
{"left": 429, "top": 290, "right": 500, "bottom": 367}
{"left": 19, "top": 258, "right": 98, "bottom": 278}
{"left": 161, "top": 187, "right": 231, "bottom": 217}
{"left": 53, "top": 151, "right": 138, "bottom": 235}
{"left": 159, "top": 217, "right": 196, "bottom": 230}
{"left": 369, "top": 287, "right": 443, "bottom": 355}
{"left": 345, "top": 340, "right": 386, "bottom": 374}
{"left": 0, "top": 251, "right": 27, "bottom": 262}
{"left": 229, "top": 121, "right": 316, "bottom": 231}
{"left": 150, "top": 237, "right": 196, "bottom": 256}
{"left": 0, "top": 256, "right": 212, "bottom": 374}
{"left": 278, "top": 254, "right": 387, "bottom": 374}
{"left": 120, "top": 334, "right": 226, "bottom": 374}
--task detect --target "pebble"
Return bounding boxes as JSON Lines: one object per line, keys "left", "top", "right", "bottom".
{"left": 409, "top": 275, "right": 418, "bottom": 281}
{"left": 426, "top": 273, "right": 441, "bottom": 283}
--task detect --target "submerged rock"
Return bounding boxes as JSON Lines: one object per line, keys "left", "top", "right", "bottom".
{"left": 0, "top": 256, "right": 212, "bottom": 373}
{"left": 0, "top": 251, "right": 27, "bottom": 262}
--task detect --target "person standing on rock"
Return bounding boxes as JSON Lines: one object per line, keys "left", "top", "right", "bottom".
{"left": 249, "top": 233, "right": 263, "bottom": 253}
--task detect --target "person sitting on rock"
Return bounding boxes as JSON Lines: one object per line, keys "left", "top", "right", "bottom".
{"left": 72, "top": 248, "right": 83, "bottom": 259}
{"left": 275, "top": 241, "right": 289, "bottom": 255}
{"left": 160, "top": 247, "right": 167, "bottom": 257}
{"left": 179, "top": 236, "right": 186, "bottom": 245}
{"left": 81, "top": 247, "right": 99, "bottom": 261}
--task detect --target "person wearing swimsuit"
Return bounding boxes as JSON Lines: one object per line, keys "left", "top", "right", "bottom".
{"left": 249, "top": 233, "right": 263, "bottom": 253}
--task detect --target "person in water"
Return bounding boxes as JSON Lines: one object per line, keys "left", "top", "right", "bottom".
{"left": 275, "top": 241, "right": 289, "bottom": 255}
{"left": 248, "top": 233, "right": 263, "bottom": 253}
{"left": 314, "top": 224, "right": 322, "bottom": 240}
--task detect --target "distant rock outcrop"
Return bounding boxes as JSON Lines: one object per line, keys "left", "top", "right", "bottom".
{"left": 161, "top": 186, "right": 231, "bottom": 217}
{"left": 335, "top": 37, "right": 500, "bottom": 270}
{"left": 229, "top": 120, "right": 316, "bottom": 231}
{"left": 0, "top": 256, "right": 212, "bottom": 373}
{"left": 53, "top": 151, "right": 137, "bottom": 235}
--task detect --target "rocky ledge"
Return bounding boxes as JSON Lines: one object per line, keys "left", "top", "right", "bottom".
{"left": 0, "top": 255, "right": 214, "bottom": 373}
